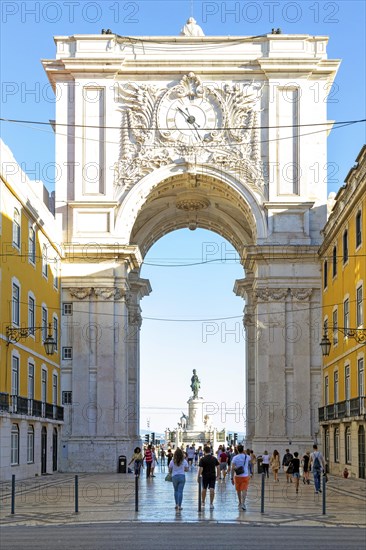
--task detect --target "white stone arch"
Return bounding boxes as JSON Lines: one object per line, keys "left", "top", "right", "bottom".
{"left": 115, "top": 162, "right": 267, "bottom": 251}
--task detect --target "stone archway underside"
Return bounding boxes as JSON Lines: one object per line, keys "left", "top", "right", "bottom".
{"left": 129, "top": 172, "right": 258, "bottom": 258}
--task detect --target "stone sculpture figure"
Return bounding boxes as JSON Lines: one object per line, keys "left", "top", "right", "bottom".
{"left": 180, "top": 412, "right": 188, "bottom": 429}
{"left": 190, "top": 369, "right": 200, "bottom": 398}
{"left": 180, "top": 17, "right": 205, "bottom": 37}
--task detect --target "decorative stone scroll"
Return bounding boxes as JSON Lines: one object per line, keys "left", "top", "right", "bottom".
{"left": 114, "top": 73, "right": 264, "bottom": 194}
{"left": 69, "top": 287, "right": 93, "bottom": 300}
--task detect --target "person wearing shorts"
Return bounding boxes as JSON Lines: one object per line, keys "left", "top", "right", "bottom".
{"left": 231, "top": 444, "right": 251, "bottom": 511}
{"left": 198, "top": 445, "right": 220, "bottom": 510}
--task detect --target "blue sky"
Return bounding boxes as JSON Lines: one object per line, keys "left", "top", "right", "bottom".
{"left": 1, "top": 1, "right": 365, "bottom": 434}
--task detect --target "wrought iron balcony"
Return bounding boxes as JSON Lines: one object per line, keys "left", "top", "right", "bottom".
{"left": 5, "top": 394, "right": 64, "bottom": 421}
{"left": 319, "top": 397, "right": 366, "bottom": 422}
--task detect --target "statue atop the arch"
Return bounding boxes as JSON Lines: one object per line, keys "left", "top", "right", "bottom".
{"left": 190, "top": 369, "right": 201, "bottom": 398}
{"left": 180, "top": 17, "right": 205, "bottom": 37}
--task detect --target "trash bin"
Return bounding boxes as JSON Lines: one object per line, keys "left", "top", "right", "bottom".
{"left": 118, "top": 455, "right": 127, "bottom": 473}
{"left": 257, "top": 456, "right": 263, "bottom": 474}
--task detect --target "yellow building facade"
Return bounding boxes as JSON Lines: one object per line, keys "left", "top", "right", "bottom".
{"left": 319, "top": 145, "right": 366, "bottom": 479}
{"left": 0, "top": 140, "right": 63, "bottom": 480}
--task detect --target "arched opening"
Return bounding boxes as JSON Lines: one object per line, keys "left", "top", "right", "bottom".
{"left": 140, "top": 228, "right": 245, "bottom": 441}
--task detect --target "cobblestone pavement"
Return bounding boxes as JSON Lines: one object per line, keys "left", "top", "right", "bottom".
{"left": 0, "top": 465, "right": 365, "bottom": 527}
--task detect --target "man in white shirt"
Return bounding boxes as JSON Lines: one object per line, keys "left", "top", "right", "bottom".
{"left": 231, "top": 445, "right": 250, "bottom": 510}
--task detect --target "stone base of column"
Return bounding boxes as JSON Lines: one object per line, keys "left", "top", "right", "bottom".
{"left": 59, "top": 436, "right": 141, "bottom": 472}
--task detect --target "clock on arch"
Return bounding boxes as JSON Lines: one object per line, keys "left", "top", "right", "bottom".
{"left": 157, "top": 73, "right": 223, "bottom": 144}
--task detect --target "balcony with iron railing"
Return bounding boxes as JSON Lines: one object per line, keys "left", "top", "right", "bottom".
{"left": 0, "top": 393, "right": 64, "bottom": 421}
{"left": 319, "top": 396, "right": 366, "bottom": 422}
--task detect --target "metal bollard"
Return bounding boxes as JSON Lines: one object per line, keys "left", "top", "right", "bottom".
{"left": 135, "top": 474, "right": 139, "bottom": 512}
{"left": 322, "top": 474, "right": 326, "bottom": 515}
{"left": 261, "top": 471, "right": 265, "bottom": 514}
{"left": 75, "top": 475, "right": 79, "bottom": 514}
{"left": 198, "top": 476, "right": 202, "bottom": 512}
{"left": 11, "top": 474, "right": 15, "bottom": 515}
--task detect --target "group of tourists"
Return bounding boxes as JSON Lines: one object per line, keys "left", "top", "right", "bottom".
{"left": 260, "top": 444, "right": 326, "bottom": 494}
{"left": 129, "top": 442, "right": 326, "bottom": 512}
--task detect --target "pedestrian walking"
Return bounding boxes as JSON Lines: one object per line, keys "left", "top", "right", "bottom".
{"left": 150, "top": 446, "right": 158, "bottom": 477}
{"left": 231, "top": 444, "right": 251, "bottom": 511}
{"left": 310, "top": 444, "right": 325, "bottom": 494}
{"left": 144, "top": 444, "right": 153, "bottom": 478}
{"left": 290, "top": 452, "right": 301, "bottom": 493}
{"left": 262, "top": 450, "right": 270, "bottom": 478}
{"left": 128, "top": 447, "right": 143, "bottom": 476}
{"left": 160, "top": 447, "right": 166, "bottom": 471}
{"left": 219, "top": 448, "right": 228, "bottom": 480}
{"left": 302, "top": 451, "right": 311, "bottom": 485}
{"left": 250, "top": 450, "right": 257, "bottom": 477}
{"left": 270, "top": 450, "right": 280, "bottom": 482}
{"left": 282, "top": 449, "right": 294, "bottom": 483}
{"left": 168, "top": 448, "right": 189, "bottom": 511}
{"left": 197, "top": 445, "right": 220, "bottom": 509}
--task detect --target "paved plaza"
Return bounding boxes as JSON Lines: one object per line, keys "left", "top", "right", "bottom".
{"left": 1, "top": 464, "right": 365, "bottom": 528}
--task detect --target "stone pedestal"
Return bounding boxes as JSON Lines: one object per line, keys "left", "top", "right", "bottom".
{"left": 187, "top": 397, "right": 205, "bottom": 431}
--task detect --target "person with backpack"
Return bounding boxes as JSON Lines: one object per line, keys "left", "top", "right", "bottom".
{"left": 310, "top": 444, "right": 325, "bottom": 494}
{"left": 282, "top": 449, "right": 294, "bottom": 483}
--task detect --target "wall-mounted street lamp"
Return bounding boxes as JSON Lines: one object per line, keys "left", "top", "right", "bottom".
{"left": 6, "top": 323, "right": 57, "bottom": 356}
{"left": 320, "top": 327, "right": 366, "bottom": 357}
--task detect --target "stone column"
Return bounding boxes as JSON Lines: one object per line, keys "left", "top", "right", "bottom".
{"left": 234, "top": 273, "right": 257, "bottom": 448}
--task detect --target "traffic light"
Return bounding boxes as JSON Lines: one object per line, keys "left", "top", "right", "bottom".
{"left": 151, "top": 432, "right": 155, "bottom": 444}
{"left": 145, "top": 434, "right": 150, "bottom": 443}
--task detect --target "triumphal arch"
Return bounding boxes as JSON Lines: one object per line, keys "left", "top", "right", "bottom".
{"left": 43, "top": 24, "right": 340, "bottom": 470}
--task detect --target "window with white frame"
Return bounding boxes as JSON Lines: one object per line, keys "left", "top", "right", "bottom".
{"left": 334, "top": 427, "right": 340, "bottom": 462}
{"left": 41, "top": 369, "right": 47, "bottom": 403}
{"left": 62, "top": 391, "right": 72, "bottom": 404}
{"left": 27, "top": 425, "right": 34, "bottom": 463}
{"left": 62, "top": 347, "right": 73, "bottom": 360}
{"left": 323, "top": 260, "right": 328, "bottom": 289}
{"left": 54, "top": 261, "right": 59, "bottom": 290}
{"left": 345, "top": 426, "right": 351, "bottom": 464}
{"left": 63, "top": 303, "right": 73, "bottom": 316}
{"left": 42, "top": 306, "right": 48, "bottom": 342}
{"left": 11, "top": 424, "right": 19, "bottom": 465}
{"left": 13, "top": 208, "right": 20, "bottom": 248}
{"left": 332, "top": 309, "right": 338, "bottom": 345}
{"left": 356, "top": 210, "right": 362, "bottom": 248}
{"left": 28, "top": 295, "right": 35, "bottom": 336}
{"left": 52, "top": 374, "right": 57, "bottom": 405}
{"left": 332, "top": 245, "right": 337, "bottom": 277}
{"left": 11, "top": 356, "right": 19, "bottom": 397}
{"left": 324, "top": 376, "right": 329, "bottom": 406}
{"left": 28, "top": 225, "right": 36, "bottom": 264}
{"left": 12, "top": 282, "right": 20, "bottom": 326}
{"left": 358, "top": 357, "right": 364, "bottom": 397}
{"left": 42, "top": 244, "right": 48, "bottom": 277}
{"left": 343, "top": 229, "right": 349, "bottom": 264}
{"left": 357, "top": 285, "right": 363, "bottom": 327}
{"left": 344, "top": 298, "right": 350, "bottom": 336}
{"left": 345, "top": 365, "right": 351, "bottom": 402}
{"left": 28, "top": 362, "right": 34, "bottom": 401}
{"left": 53, "top": 316, "right": 58, "bottom": 352}
{"left": 334, "top": 371, "right": 339, "bottom": 403}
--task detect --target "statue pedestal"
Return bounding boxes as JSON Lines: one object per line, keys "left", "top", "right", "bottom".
{"left": 187, "top": 397, "right": 205, "bottom": 431}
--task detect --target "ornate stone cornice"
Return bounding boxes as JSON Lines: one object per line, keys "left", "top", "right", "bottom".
{"left": 69, "top": 287, "right": 93, "bottom": 300}
{"left": 255, "top": 288, "right": 289, "bottom": 302}
{"left": 291, "top": 288, "right": 313, "bottom": 301}
{"left": 68, "top": 287, "right": 127, "bottom": 300}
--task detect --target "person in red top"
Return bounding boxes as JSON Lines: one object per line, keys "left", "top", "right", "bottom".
{"left": 144, "top": 444, "right": 153, "bottom": 478}
{"left": 219, "top": 450, "right": 228, "bottom": 480}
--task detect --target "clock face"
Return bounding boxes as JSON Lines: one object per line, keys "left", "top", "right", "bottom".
{"left": 158, "top": 94, "right": 222, "bottom": 144}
